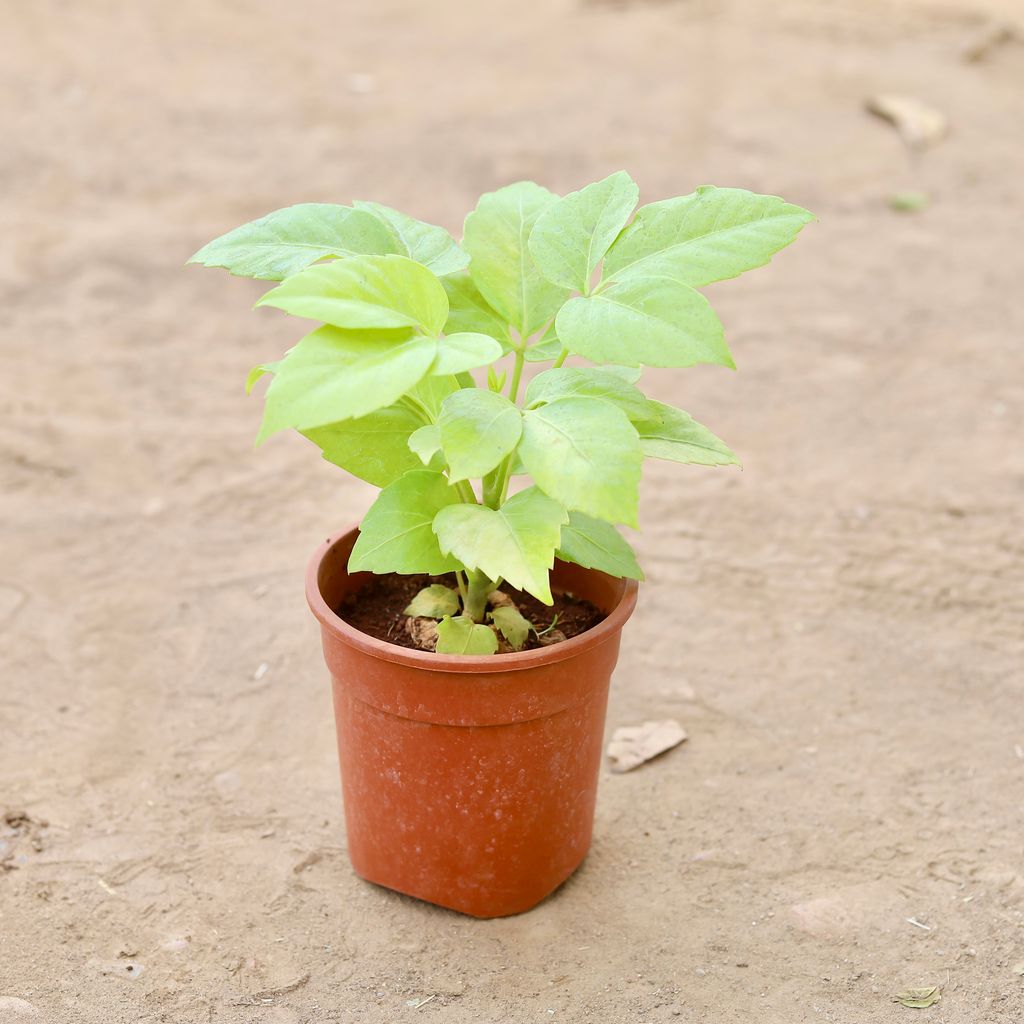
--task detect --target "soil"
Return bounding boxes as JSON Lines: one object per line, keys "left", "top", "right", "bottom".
{"left": 3, "top": 1, "right": 1024, "bottom": 1022}
{"left": 339, "top": 574, "right": 605, "bottom": 652}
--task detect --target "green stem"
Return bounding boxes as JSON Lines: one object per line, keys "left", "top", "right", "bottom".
{"left": 400, "top": 393, "right": 434, "bottom": 424}
{"left": 463, "top": 569, "right": 494, "bottom": 623}
{"left": 552, "top": 348, "right": 569, "bottom": 369}
{"left": 455, "top": 570, "right": 469, "bottom": 608}
{"left": 454, "top": 479, "right": 478, "bottom": 505}
{"left": 507, "top": 349, "right": 525, "bottom": 404}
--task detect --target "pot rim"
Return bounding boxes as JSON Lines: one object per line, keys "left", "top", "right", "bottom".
{"left": 306, "top": 525, "right": 639, "bottom": 674}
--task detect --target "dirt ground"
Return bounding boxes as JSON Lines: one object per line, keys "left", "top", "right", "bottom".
{"left": 2, "top": 0, "right": 1023, "bottom": 1021}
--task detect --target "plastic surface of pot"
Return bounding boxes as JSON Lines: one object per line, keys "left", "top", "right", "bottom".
{"left": 306, "top": 526, "right": 639, "bottom": 918}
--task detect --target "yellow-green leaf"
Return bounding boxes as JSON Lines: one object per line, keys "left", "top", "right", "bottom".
{"left": 490, "top": 605, "right": 531, "bottom": 651}
{"left": 256, "top": 254, "right": 448, "bottom": 335}
{"left": 463, "top": 182, "right": 569, "bottom": 338}
{"left": 188, "top": 203, "right": 398, "bottom": 280}
{"left": 433, "top": 487, "right": 567, "bottom": 604}
{"left": 349, "top": 470, "right": 464, "bottom": 575}
{"left": 256, "top": 327, "right": 436, "bottom": 442}
{"left": 604, "top": 186, "right": 813, "bottom": 287}
{"left": 436, "top": 616, "right": 499, "bottom": 655}
{"left": 404, "top": 584, "right": 460, "bottom": 618}
{"left": 519, "top": 397, "right": 641, "bottom": 527}
{"left": 529, "top": 170, "right": 639, "bottom": 292}
{"left": 438, "top": 389, "right": 522, "bottom": 482}
{"left": 556, "top": 277, "right": 732, "bottom": 369}
{"left": 353, "top": 200, "right": 468, "bottom": 276}
{"left": 303, "top": 404, "right": 423, "bottom": 486}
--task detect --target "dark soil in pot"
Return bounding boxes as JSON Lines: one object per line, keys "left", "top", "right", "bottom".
{"left": 337, "top": 572, "right": 605, "bottom": 652}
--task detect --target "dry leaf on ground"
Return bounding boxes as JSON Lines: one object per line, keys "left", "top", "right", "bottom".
{"left": 607, "top": 720, "right": 687, "bottom": 773}
{"left": 865, "top": 94, "right": 947, "bottom": 150}
{"left": 893, "top": 986, "right": 941, "bottom": 1008}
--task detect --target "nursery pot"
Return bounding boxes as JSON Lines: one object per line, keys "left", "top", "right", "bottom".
{"left": 306, "top": 527, "right": 639, "bottom": 918}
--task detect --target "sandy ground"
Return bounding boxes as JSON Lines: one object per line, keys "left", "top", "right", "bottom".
{"left": 2, "top": 0, "right": 1023, "bottom": 1021}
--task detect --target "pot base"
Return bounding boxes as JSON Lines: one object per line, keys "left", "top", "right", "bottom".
{"left": 350, "top": 850, "right": 589, "bottom": 919}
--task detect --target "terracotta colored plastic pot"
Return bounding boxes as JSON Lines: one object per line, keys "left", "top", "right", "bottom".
{"left": 306, "top": 526, "right": 639, "bottom": 918}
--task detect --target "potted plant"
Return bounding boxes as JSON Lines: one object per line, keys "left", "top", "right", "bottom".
{"left": 190, "top": 174, "right": 812, "bottom": 917}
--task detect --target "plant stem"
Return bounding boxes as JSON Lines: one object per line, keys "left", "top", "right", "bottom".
{"left": 552, "top": 348, "right": 569, "bottom": 369}
{"left": 454, "top": 479, "right": 478, "bottom": 504}
{"left": 404, "top": 393, "right": 435, "bottom": 423}
{"left": 507, "top": 349, "right": 525, "bottom": 404}
{"left": 455, "top": 570, "right": 469, "bottom": 608}
{"left": 463, "top": 569, "right": 494, "bottom": 623}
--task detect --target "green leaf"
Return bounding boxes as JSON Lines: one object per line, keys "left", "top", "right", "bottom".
{"left": 430, "top": 332, "right": 504, "bottom": 376}
{"left": 436, "top": 616, "right": 499, "bottom": 655}
{"left": 557, "top": 511, "right": 644, "bottom": 580}
{"left": 257, "top": 327, "right": 436, "bottom": 441}
{"left": 302, "top": 404, "right": 423, "bottom": 486}
{"left": 349, "top": 469, "right": 464, "bottom": 575}
{"left": 438, "top": 389, "right": 522, "bottom": 481}
{"left": 523, "top": 335, "right": 562, "bottom": 363}
{"left": 487, "top": 366, "right": 507, "bottom": 393}
{"left": 462, "top": 182, "right": 570, "bottom": 337}
{"left": 556, "top": 277, "right": 732, "bottom": 369}
{"left": 407, "top": 424, "right": 442, "bottom": 466}
{"left": 441, "top": 274, "right": 514, "bottom": 350}
{"left": 353, "top": 200, "right": 468, "bottom": 276}
{"left": 525, "top": 366, "right": 649, "bottom": 420}
{"left": 604, "top": 186, "right": 813, "bottom": 288}
{"left": 404, "top": 584, "right": 460, "bottom": 618}
{"left": 188, "top": 203, "right": 398, "bottom": 280}
{"left": 245, "top": 361, "right": 279, "bottom": 395}
{"left": 633, "top": 400, "right": 740, "bottom": 466}
{"left": 519, "top": 397, "right": 642, "bottom": 527}
{"left": 256, "top": 254, "right": 448, "bottom": 335}
{"left": 529, "top": 171, "right": 639, "bottom": 292}
{"left": 407, "top": 374, "right": 469, "bottom": 419}
{"left": 592, "top": 364, "right": 642, "bottom": 383}
{"left": 490, "top": 605, "right": 531, "bottom": 651}
{"left": 433, "top": 487, "right": 568, "bottom": 603}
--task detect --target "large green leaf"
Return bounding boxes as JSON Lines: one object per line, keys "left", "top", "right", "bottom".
{"left": 634, "top": 400, "right": 740, "bottom": 466}
{"left": 188, "top": 203, "right": 398, "bottom": 280}
{"left": 257, "top": 326, "right": 436, "bottom": 441}
{"left": 519, "top": 396, "right": 641, "bottom": 527}
{"left": 462, "top": 182, "right": 569, "bottom": 338}
{"left": 430, "top": 332, "right": 504, "bottom": 375}
{"left": 555, "top": 277, "right": 732, "bottom": 369}
{"left": 438, "top": 389, "right": 522, "bottom": 481}
{"left": 433, "top": 487, "right": 567, "bottom": 604}
{"left": 349, "top": 469, "right": 464, "bottom": 575}
{"left": 256, "top": 254, "right": 449, "bottom": 334}
{"left": 302, "top": 404, "right": 423, "bottom": 486}
{"left": 557, "top": 511, "right": 644, "bottom": 580}
{"left": 353, "top": 201, "right": 468, "bottom": 276}
{"left": 604, "top": 186, "right": 813, "bottom": 287}
{"left": 441, "top": 275, "right": 514, "bottom": 351}
{"left": 525, "top": 366, "right": 649, "bottom": 420}
{"left": 529, "top": 171, "right": 639, "bottom": 292}
{"left": 436, "top": 616, "right": 499, "bottom": 655}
